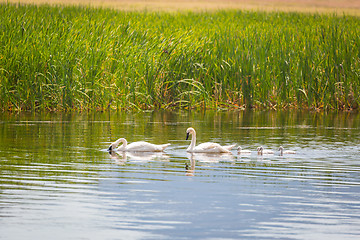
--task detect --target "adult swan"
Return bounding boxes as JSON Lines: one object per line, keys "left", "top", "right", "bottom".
{"left": 108, "top": 138, "right": 170, "bottom": 152}
{"left": 186, "top": 127, "right": 236, "bottom": 153}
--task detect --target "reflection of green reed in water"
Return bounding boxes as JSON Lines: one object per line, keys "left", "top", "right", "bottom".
{"left": 1, "top": 4, "right": 360, "bottom": 111}
{"left": 2, "top": 111, "right": 358, "bottom": 147}
{"left": 0, "top": 111, "right": 359, "bottom": 189}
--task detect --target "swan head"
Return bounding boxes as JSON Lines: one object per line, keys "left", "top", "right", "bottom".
{"left": 186, "top": 127, "right": 196, "bottom": 140}
{"left": 278, "top": 146, "right": 284, "bottom": 156}
{"left": 257, "top": 146, "right": 263, "bottom": 152}
{"left": 108, "top": 138, "right": 126, "bottom": 152}
{"left": 237, "top": 146, "right": 242, "bottom": 152}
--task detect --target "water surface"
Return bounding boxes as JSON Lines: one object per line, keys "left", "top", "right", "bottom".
{"left": 1, "top": 111, "right": 360, "bottom": 239}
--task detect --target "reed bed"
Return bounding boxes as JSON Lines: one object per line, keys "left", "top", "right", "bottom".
{"left": 1, "top": 3, "right": 359, "bottom": 111}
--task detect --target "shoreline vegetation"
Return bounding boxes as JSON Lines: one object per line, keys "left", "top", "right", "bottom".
{"left": 0, "top": 3, "right": 359, "bottom": 112}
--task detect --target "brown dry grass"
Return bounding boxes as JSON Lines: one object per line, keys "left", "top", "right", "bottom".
{"left": 2, "top": 0, "right": 360, "bottom": 15}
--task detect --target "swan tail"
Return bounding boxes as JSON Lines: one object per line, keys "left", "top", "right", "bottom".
{"left": 224, "top": 144, "right": 236, "bottom": 151}
{"left": 159, "top": 143, "right": 171, "bottom": 151}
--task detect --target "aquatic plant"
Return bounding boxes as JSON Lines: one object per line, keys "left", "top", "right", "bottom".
{"left": 0, "top": 3, "right": 359, "bottom": 111}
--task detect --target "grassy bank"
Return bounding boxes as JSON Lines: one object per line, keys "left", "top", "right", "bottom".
{"left": 1, "top": 3, "right": 360, "bottom": 111}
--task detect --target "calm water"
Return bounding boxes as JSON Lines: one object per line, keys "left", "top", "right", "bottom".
{"left": 1, "top": 111, "right": 360, "bottom": 239}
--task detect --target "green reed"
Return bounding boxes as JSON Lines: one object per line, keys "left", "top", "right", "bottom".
{"left": 0, "top": 3, "right": 359, "bottom": 111}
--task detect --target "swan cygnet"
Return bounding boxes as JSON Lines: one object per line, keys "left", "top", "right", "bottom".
{"left": 186, "top": 127, "right": 236, "bottom": 153}
{"left": 108, "top": 138, "right": 170, "bottom": 152}
{"left": 257, "top": 146, "right": 274, "bottom": 155}
{"left": 237, "top": 146, "right": 252, "bottom": 154}
{"left": 278, "top": 146, "right": 296, "bottom": 156}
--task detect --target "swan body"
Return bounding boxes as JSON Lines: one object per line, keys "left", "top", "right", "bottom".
{"left": 186, "top": 127, "right": 236, "bottom": 153}
{"left": 108, "top": 138, "right": 170, "bottom": 152}
{"left": 257, "top": 146, "right": 274, "bottom": 155}
{"left": 278, "top": 146, "right": 296, "bottom": 156}
{"left": 237, "top": 146, "right": 252, "bottom": 154}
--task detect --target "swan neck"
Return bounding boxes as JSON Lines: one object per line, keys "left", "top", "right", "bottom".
{"left": 188, "top": 131, "right": 196, "bottom": 151}
{"left": 278, "top": 147, "right": 283, "bottom": 155}
{"left": 120, "top": 138, "right": 127, "bottom": 148}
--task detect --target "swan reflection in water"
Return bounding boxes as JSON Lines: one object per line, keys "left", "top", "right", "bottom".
{"left": 109, "top": 151, "right": 169, "bottom": 165}
{"left": 187, "top": 152, "right": 235, "bottom": 162}
{"left": 185, "top": 158, "right": 196, "bottom": 176}
{"left": 185, "top": 152, "right": 235, "bottom": 176}
{"left": 108, "top": 151, "right": 127, "bottom": 165}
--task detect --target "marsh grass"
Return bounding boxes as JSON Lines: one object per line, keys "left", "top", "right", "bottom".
{"left": 1, "top": 3, "right": 359, "bottom": 111}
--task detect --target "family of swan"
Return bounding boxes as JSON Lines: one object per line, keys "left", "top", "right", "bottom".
{"left": 108, "top": 127, "right": 296, "bottom": 156}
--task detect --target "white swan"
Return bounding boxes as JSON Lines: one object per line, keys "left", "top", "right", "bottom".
{"left": 186, "top": 127, "right": 236, "bottom": 153}
{"left": 257, "top": 146, "right": 274, "bottom": 155}
{"left": 108, "top": 138, "right": 170, "bottom": 152}
{"left": 278, "top": 146, "right": 296, "bottom": 156}
{"left": 237, "top": 146, "right": 252, "bottom": 154}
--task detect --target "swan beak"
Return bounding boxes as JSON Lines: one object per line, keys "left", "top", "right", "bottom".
{"left": 186, "top": 132, "right": 190, "bottom": 140}
{"left": 108, "top": 145, "right": 113, "bottom": 152}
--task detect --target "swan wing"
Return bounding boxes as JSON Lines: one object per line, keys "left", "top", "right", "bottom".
{"left": 126, "top": 142, "right": 151, "bottom": 152}
{"left": 126, "top": 141, "right": 170, "bottom": 152}
{"left": 159, "top": 143, "right": 171, "bottom": 151}
{"left": 193, "top": 142, "right": 230, "bottom": 153}
{"left": 223, "top": 144, "right": 236, "bottom": 151}
{"left": 264, "top": 150, "right": 274, "bottom": 154}
{"left": 284, "top": 150, "right": 296, "bottom": 154}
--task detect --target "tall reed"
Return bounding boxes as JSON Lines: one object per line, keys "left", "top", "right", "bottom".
{"left": 0, "top": 3, "right": 359, "bottom": 111}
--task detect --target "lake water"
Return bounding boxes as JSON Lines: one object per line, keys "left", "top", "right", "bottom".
{"left": 1, "top": 111, "right": 360, "bottom": 239}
